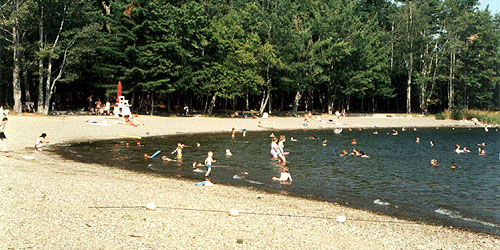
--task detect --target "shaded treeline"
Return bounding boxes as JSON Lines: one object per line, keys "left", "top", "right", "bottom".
{"left": 0, "top": 0, "right": 499, "bottom": 115}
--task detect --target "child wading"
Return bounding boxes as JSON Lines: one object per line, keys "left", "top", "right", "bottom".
{"left": 204, "top": 151, "right": 216, "bottom": 176}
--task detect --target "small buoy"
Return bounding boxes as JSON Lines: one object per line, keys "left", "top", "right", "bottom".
{"left": 229, "top": 209, "right": 240, "bottom": 216}
{"left": 336, "top": 215, "right": 346, "bottom": 223}
{"left": 146, "top": 202, "right": 156, "bottom": 210}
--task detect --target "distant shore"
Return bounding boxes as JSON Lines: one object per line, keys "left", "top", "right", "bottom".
{"left": 1, "top": 115, "right": 498, "bottom": 249}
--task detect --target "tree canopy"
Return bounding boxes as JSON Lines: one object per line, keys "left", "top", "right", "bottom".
{"left": 0, "top": 0, "right": 499, "bottom": 114}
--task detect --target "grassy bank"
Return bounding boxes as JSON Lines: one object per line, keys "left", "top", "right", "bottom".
{"left": 436, "top": 110, "right": 500, "bottom": 125}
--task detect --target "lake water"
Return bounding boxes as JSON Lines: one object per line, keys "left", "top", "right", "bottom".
{"left": 55, "top": 128, "right": 500, "bottom": 235}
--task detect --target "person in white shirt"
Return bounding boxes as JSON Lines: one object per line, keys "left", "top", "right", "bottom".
{"left": 272, "top": 167, "right": 292, "bottom": 184}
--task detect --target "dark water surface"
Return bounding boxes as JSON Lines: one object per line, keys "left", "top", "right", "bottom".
{"left": 55, "top": 128, "right": 500, "bottom": 235}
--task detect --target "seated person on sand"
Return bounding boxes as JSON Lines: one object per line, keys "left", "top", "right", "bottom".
{"left": 335, "top": 110, "right": 341, "bottom": 119}
{"left": 272, "top": 167, "right": 292, "bottom": 185}
{"left": 430, "top": 159, "right": 440, "bottom": 167}
{"left": 35, "top": 133, "right": 49, "bottom": 151}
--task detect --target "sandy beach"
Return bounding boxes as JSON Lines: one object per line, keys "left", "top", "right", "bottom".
{"left": 1, "top": 114, "right": 498, "bottom": 249}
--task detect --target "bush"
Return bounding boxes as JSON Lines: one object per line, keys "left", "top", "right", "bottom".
{"left": 435, "top": 112, "right": 446, "bottom": 120}
{"left": 450, "top": 109, "right": 466, "bottom": 120}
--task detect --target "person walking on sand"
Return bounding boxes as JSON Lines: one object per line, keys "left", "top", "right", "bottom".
{"left": 0, "top": 117, "right": 8, "bottom": 152}
{"left": 205, "top": 151, "right": 216, "bottom": 176}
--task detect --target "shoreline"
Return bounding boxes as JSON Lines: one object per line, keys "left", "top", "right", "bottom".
{"left": 1, "top": 115, "right": 499, "bottom": 249}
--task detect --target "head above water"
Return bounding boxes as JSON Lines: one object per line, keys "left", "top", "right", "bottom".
{"left": 208, "top": 151, "right": 213, "bottom": 156}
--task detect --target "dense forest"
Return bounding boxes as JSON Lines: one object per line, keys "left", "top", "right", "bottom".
{"left": 0, "top": 0, "right": 499, "bottom": 115}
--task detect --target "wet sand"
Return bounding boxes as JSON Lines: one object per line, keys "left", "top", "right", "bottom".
{"left": 1, "top": 115, "right": 498, "bottom": 249}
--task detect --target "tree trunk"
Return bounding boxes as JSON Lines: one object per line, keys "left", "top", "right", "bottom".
{"left": 42, "top": 59, "right": 53, "bottom": 114}
{"left": 245, "top": 92, "right": 249, "bottom": 110}
{"left": 259, "top": 84, "right": 271, "bottom": 115}
{"left": 23, "top": 64, "right": 30, "bottom": 102}
{"left": 207, "top": 94, "right": 217, "bottom": 115}
{"left": 150, "top": 92, "right": 154, "bottom": 116}
{"left": 37, "top": 5, "right": 44, "bottom": 112}
{"left": 292, "top": 90, "right": 301, "bottom": 115}
{"left": 448, "top": 51, "right": 455, "bottom": 110}
{"left": 12, "top": 20, "right": 22, "bottom": 114}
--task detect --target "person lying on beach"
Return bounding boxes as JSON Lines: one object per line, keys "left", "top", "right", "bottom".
{"left": 322, "top": 140, "right": 327, "bottom": 146}
{"left": 225, "top": 149, "right": 233, "bottom": 156}
{"left": 430, "top": 159, "right": 440, "bottom": 167}
{"left": 35, "top": 133, "right": 49, "bottom": 151}
{"left": 278, "top": 135, "right": 286, "bottom": 154}
{"left": 205, "top": 151, "right": 215, "bottom": 176}
{"left": 172, "top": 143, "right": 184, "bottom": 159}
{"left": 360, "top": 151, "right": 370, "bottom": 158}
{"left": 272, "top": 167, "right": 292, "bottom": 184}
{"left": 123, "top": 115, "right": 142, "bottom": 127}
{"left": 194, "top": 177, "right": 214, "bottom": 186}
{"left": 339, "top": 150, "right": 348, "bottom": 157}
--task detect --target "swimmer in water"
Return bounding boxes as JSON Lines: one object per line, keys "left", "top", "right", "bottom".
{"left": 450, "top": 161, "right": 457, "bottom": 169}
{"left": 225, "top": 149, "right": 233, "bottom": 156}
{"left": 269, "top": 133, "right": 275, "bottom": 138}
{"left": 339, "top": 150, "right": 348, "bottom": 157}
{"left": 242, "top": 130, "right": 247, "bottom": 137}
{"left": 413, "top": 127, "right": 417, "bottom": 131}
{"left": 161, "top": 156, "right": 177, "bottom": 162}
{"left": 360, "top": 151, "right": 370, "bottom": 158}
{"left": 416, "top": 137, "right": 420, "bottom": 143}
{"left": 192, "top": 161, "right": 205, "bottom": 168}
{"left": 430, "top": 159, "right": 440, "bottom": 167}
{"left": 351, "top": 148, "right": 362, "bottom": 156}
{"left": 351, "top": 138, "right": 357, "bottom": 145}
{"left": 462, "top": 147, "right": 470, "bottom": 153}
{"left": 290, "top": 137, "right": 298, "bottom": 142}
{"left": 478, "top": 147, "right": 486, "bottom": 156}
{"left": 430, "top": 140, "right": 434, "bottom": 147}
{"left": 136, "top": 141, "right": 145, "bottom": 147}
{"left": 322, "top": 140, "right": 327, "bottom": 146}
{"left": 231, "top": 127, "right": 236, "bottom": 138}
{"left": 454, "top": 144, "right": 463, "bottom": 154}
{"left": 196, "top": 142, "right": 201, "bottom": 147}
{"left": 306, "top": 135, "right": 318, "bottom": 140}
{"left": 392, "top": 129, "right": 398, "bottom": 136}
{"left": 401, "top": 127, "right": 406, "bottom": 132}
{"left": 477, "top": 142, "right": 486, "bottom": 147}
{"left": 373, "top": 130, "right": 379, "bottom": 135}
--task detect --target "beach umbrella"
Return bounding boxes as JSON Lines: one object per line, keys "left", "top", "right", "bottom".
{"left": 117, "top": 81, "right": 122, "bottom": 104}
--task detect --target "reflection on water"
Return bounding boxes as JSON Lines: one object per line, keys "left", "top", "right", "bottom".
{"left": 55, "top": 128, "right": 500, "bottom": 235}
